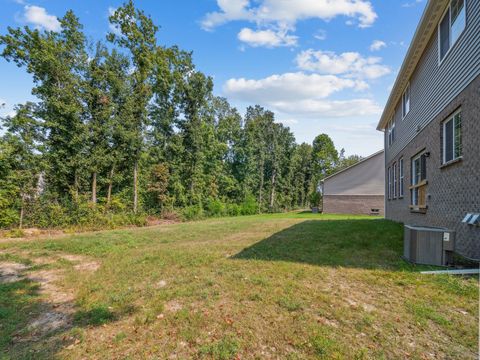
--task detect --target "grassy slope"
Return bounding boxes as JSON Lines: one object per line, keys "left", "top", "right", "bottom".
{"left": 0, "top": 213, "right": 478, "bottom": 359}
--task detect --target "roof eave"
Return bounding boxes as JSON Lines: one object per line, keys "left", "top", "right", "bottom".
{"left": 376, "top": 0, "right": 449, "bottom": 131}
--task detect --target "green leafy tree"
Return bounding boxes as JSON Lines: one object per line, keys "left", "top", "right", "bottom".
{"left": 108, "top": 1, "right": 158, "bottom": 213}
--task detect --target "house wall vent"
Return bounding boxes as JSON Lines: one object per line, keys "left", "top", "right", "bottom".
{"left": 403, "top": 225, "right": 455, "bottom": 266}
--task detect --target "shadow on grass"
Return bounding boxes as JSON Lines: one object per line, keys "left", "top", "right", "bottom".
{"left": 232, "top": 219, "right": 412, "bottom": 270}
{"left": 0, "top": 276, "right": 118, "bottom": 359}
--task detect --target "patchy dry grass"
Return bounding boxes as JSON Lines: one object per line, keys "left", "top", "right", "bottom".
{"left": 0, "top": 213, "right": 478, "bottom": 359}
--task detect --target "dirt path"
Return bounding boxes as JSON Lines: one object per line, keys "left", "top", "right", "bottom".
{"left": 0, "top": 253, "right": 100, "bottom": 340}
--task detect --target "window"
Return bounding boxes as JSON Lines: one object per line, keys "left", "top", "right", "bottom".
{"left": 387, "top": 118, "right": 396, "bottom": 146}
{"left": 439, "top": 0, "right": 466, "bottom": 62}
{"left": 442, "top": 109, "right": 462, "bottom": 163}
{"left": 399, "top": 158, "right": 404, "bottom": 198}
{"left": 387, "top": 166, "right": 392, "bottom": 200}
{"left": 402, "top": 84, "right": 410, "bottom": 118}
{"left": 411, "top": 152, "right": 427, "bottom": 207}
{"left": 393, "top": 162, "right": 398, "bottom": 199}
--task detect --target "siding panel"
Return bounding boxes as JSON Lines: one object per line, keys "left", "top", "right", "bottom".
{"left": 386, "top": 0, "right": 480, "bottom": 163}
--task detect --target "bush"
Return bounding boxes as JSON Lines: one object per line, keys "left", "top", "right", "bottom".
{"left": 205, "top": 198, "right": 225, "bottom": 217}
{"left": 240, "top": 194, "right": 258, "bottom": 215}
{"left": 181, "top": 204, "right": 204, "bottom": 221}
{"left": 226, "top": 203, "right": 241, "bottom": 216}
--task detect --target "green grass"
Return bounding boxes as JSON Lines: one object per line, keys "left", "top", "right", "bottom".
{"left": 0, "top": 212, "right": 478, "bottom": 359}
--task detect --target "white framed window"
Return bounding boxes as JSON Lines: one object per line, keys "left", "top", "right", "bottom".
{"left": 439, "top": 0, "right": 466, "bottom": 63}
{"left": 387, "top": 166, "right": 392, "bottom": 200}
{"left": 399, "top": 157, "right": 404, "bottom": 198}
{"left": 402, "top": 84, "right": 410, "bottom": 118}
{"left": 411, "top": 152, "right": 427, "bottom": 206}
{"left": 442, "top": 109, "right": 462, "bottom": 164}
{"left": 387, "top": 118, "right": 396, "bottom": 146}
{"left": 393, "top": 162, "right": 398, "bottom": 199}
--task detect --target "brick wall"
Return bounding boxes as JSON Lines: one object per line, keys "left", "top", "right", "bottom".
{"left": 323, "top": 195, "right": 384, "bottom": 216}
{"left": 385, "top": 75, "right": 480, "bottom": 260}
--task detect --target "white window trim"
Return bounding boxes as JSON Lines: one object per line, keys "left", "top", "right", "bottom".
{"left": 387, "top": 118, "right": 396, "bottom": 146}
{"left": 393, "top": 162, "right": 398, "bottom": 199}
{"left": 402, "top": 83, "right": 410, "bottom": 119}
{"left": 410, "top": 151, "right": 427, "bottom": 206}
{"left": 387, "top": 167, "right": 392, "bottom": 200}
{"left": 399, "top": 158, "right": 404, "bottom": 198}
{"left": 442, "top": 108, "right": 462, "bottom": 164}
{"left": 438, "top": 0, "right": 467, "bottom": 66}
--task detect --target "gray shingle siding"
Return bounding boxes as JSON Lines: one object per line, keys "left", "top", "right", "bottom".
{"left": 386, "top": 0, "right": 480, "bottom": 164}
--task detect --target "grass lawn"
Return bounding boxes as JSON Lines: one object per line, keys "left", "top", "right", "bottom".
{"left": 0, "top": 212, "right": 478, "bottom": 359}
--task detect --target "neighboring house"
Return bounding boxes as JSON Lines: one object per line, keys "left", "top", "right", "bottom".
{"left": 321, "top": 150, "right": 385, "bottom": 215}
{"left": 377, "top": 0, "right": 480, "bottom": 260}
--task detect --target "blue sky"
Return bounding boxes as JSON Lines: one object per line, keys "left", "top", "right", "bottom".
{"left": 0, "top": 0, "right": 426, "bottom": 156}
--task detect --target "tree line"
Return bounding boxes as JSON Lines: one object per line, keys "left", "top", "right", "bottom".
{"left": 0, "top": 1, "right": 360, "bottom": 230}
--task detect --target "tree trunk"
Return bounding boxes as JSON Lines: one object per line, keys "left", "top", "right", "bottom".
{"left": 92, "top": 172, "right": 97, "bottom": 204}
{"left": 258, "top": 156, "right": 264, "bottom": 213}
{"left": 106, "top": 165, "right": 114, "bottom": 207}
{"left": 19, "top": 194, "right": 25, "bottom": 229}
{"left": 74, "top": 171, "right": 79, "bottom": 202}
{"left": 269, "top": 169, "right": 276, "bottom": 211}
{"left": 133, "top": 160, "right": 138, "bottom": 213}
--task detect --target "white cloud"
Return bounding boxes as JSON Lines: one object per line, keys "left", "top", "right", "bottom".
{"left": 295, "top": 49, "right": 391, "bottom": 80}
{"left": 23, "top": 5, "right": 60, "bottom": 32}
{"left": 369, "top": 40, "right": 386, "bottom": 51}
{"left": 224, "top": 72, "right": 367, "bottom": 102}
{"left": 402, "top": 0, "right": 424, "bottom": 8}
{"left": 277, "top": 118, "right": 299, "bottom": 125}
{"left": 270, "top": 99, "right": 382, "bottom": 117}
{"left": 223, "top": 72, "right": 381, "bottom": 118}
{"left": 202, "top": 0, "right": 378, "bottom": 30}
{"left": 314, "top": 29, "right": 327, "bottom": 41}
{"left": 107, "top": 7, "right": 122, "bottom": 36}
{"left": 238, "top": 27, "right": 297, "bottom": 47}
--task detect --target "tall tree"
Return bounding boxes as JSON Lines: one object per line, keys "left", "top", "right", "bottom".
{"left": 108, "top": 0, "right": 158, "bottom": 213}
{"left": 1, "top": 11, "right": 88, "bottom": 199}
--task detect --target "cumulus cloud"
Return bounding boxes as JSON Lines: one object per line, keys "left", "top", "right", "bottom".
{"left": 22, "top": 5, "right": 60, "bottom": 31}
{"left": 202, "top": 0, "right": 378, "bottom": 30}
{"left": 295, "top": 49, "right": 391, "bottom": 79}
{"left": 271, "top": 99, "right": 382, "bottom": 117}
{"left": 238, "top": 27, "right": 297, "bottom": 47}
{"left": 223, "top": 72, "right": 381, "bottom": 118}
{"left": 370, "top": 40, "right": 386, "bottom": 51}
{"left": 224, "top": 72, "right": 367, "bottom": 102}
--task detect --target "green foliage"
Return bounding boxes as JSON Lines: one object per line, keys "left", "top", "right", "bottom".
{"left": 0, "top": 3, "right": 362, "bottom": 231}
{"left": 199, "top": 337, "right": 240, "bottom": 359}
{"left": 181, "top": 204, "right": 204, "bottom": 221}
{"left": 240, "top": 194, "right": 258, "bottom": 215}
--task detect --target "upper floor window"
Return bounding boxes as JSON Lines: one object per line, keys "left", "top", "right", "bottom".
{"left": 402, "top": 84, "right": 410, "bottom": 118}
{"left": 387, "top": 118, "right": 396, "bottom": 146}
{"left": 442, "top": 109, "right": 462, "bottom": 164}
{"left": 439, "top": 0, "right": 466, "bottom": 62}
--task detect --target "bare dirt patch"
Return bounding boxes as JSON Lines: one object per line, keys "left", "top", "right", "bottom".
{"left": 0, "top": 262, "right": 28, "bottom": 283}
{"left": 1, "top": 253, "right": 101, "bottom": 339}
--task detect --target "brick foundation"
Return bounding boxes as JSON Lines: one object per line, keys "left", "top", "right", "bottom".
{"left": 323, "top": 195, "right": 384, "bottom": 216}
{"left": 385, "top": 75, "right": 480, "bottom": 260}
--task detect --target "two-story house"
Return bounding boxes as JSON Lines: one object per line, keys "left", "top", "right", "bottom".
{"left": 377, "top": 0, "right": 480, "bottom": 261}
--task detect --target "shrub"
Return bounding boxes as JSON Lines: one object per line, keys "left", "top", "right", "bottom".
{"left": 205, "top": 198, "right": 225, "bottom": 217}
{"left": 181, "top": 204, "right": 204, "bottom": 221}
{"left": 240, "top": 194, "right": 258, "bottom": 215}
{"left": 226, "top": 203, "right": 241, "bottom": 216}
